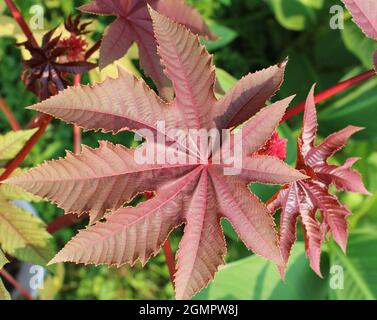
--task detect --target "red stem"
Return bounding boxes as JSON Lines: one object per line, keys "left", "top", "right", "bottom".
{"left": 47, "top": 213, "right": 87, "bottom": 234}
{"left": 281, "top": 70, "right": 376, "bottom": 122}
{"left": 0, "top": 97, "right": 21, "bottom": 130}
{"left": 73, "top": 75, "right": 82, "bottom": 154}
{"left": 85, "top": 40, "right": 101, "bottom": 60}
{"left": 0, "top": 268, "right": 33, "bottom": 300}
{"left": 162, "top": 239, "right": 176, "bottom": 288}
{"left": 4, "top": 0, "right": 38, "bottom": 47}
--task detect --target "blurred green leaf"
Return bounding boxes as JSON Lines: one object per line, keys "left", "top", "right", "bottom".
{"left": 202, "top": 23, "right": 237, "bottom": 52}
{"left": 341, "top": 20, "right": 377, "bottom": 69}
{"left": 277, "top": 50, "right": 319, "bottom": 104}
{"left": 221, "top": 219, "right": 239, "bottom": 242}
{"left": 329, "top": 232, "right": 377, "bottom": 300}
{"left": 216, "top": 68, "right": 237, "bottom": 92}
{"left": 318, "top": 68, "right": 377, "bottom": 140}
{"left": 194, "top": 242, "right": 328, "bottom": 299}
{"left": 264, "top": 0, "right": 324, "bottom": 31}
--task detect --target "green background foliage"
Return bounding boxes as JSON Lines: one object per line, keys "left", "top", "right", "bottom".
{"left": 0, "top": 0, "right": 376, "bottom": 300}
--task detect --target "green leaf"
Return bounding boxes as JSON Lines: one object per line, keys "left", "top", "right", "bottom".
{"left": 221, "top": 219, "right": 239, "bottom": 242}
{"left": 265, "top": 0, "right": 324, "bottom": 31}
{"left": 194, "top": 243, "right": 328, "bottom": 299}
{"left": 341, "top": 20, "right": 377, "bottom": 69}
{"left": 0, "top": 249, "right": 10, "bottom": 300}
{"left": 216, "top": 68, "right": 237, "bottom": 93}
{"left": 0, "top": 129, "right": 38, "bottom": 161}
{"left": 202, "top": 23, "right": 237, "bottom": 52}
{"left": 277, "top": 50, "right": 319, "bottom": 104}
{"left": 13, "top": 243, "right": 55, "bottom": 267}
{"left": 0, "top": 16, "right": 22, "bottom": 38}
{"left": 329, "top": 232, "right": 377, "bottom": 300}
{"left": 318, "top": 68, "right": 377, "bottom": 140}
{"left": 0, "top": 201, "right": 54, "bottom": 265}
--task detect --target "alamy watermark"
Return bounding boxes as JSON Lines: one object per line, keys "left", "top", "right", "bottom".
{"left": 29, "top": 5, "right": 45, "bottom": 30}
{"left": 329, "top": 5, "right": 345, "bottom": 30}
{"left": 134, "top": 122, "right": 243, "bottom": 175}
{"left": 329, "top": 265, "right": 344, "bottom": 290}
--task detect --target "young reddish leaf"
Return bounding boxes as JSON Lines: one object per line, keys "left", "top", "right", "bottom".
{"left": 343, "top": 0, "right": 377, "bottom": 40}
{"left": 304, "top": 181, "right": 350, "bottom": 253}
{"left": 314, "top": 158, "right": 371, "bottom": 195}
{"left": 21, "top": 28, "right": 96, "bottom": 100}
{"left": 274, "top": 185, "right": 298, "bottom": 273}
{"left": 306, "top": 125, "right": 363, "bottom": 166}
{"left": 7, "top": 9, "right": 306, "bottom": 300}
{"left": 268, "top": 86, "right": 370, "bottom": 277}
{"left": 300, "top": 84, "right": 317, "bottom": 157}
{"left": 80, "top": 0, "right": 214, "bottom": 99}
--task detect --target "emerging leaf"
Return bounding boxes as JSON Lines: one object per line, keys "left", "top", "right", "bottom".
{"left": 7, "top": 9, "right": 307, "bottom": 299}
{"left": 268, "top": 85, "right": 370, "bottom": 277}
{"left": 21, "top": 28, "right": 96, "bottom": 99}
{"left": 79, "top": 0, "right": 215, "bottom": 99}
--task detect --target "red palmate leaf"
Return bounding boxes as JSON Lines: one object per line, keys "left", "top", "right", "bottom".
{"left": 267, "top": 84, "right": 370, "bottom": 277}
{"left": 80, "top": 0, "right": 215, "bottom": 100}
{"left": 6, "top": 9, "right": 307, "bottom": 299}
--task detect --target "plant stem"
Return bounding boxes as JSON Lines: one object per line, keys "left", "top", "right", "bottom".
{"left": 0, "top": 96, "right": 21, "bottom": 130}
{"left": 85, "top": 40, "right": 101, "bottom": 60}
{"left": 4, "top": 0, "right": 38, "bottom": 47}
{"left": 281, "top": 69, "right": 376, "bottom": 122}
{"left": 47, "top": 213, "right": 87, "bottom": 234}
{"left": 73, "top": 75, "right": 82, "bottom": 154}
{"left": 0, "top": 268, "right": 33, "bottom": 300}
{"left": 163, "top": 239, "right": 176, "bottom": 288}
{"left": 0, "top": 115, "right": 52, "bottom": 183}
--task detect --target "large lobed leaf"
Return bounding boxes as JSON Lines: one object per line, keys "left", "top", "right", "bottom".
{"left": 6, "top": 8, "right": 307, "bottom": 299}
